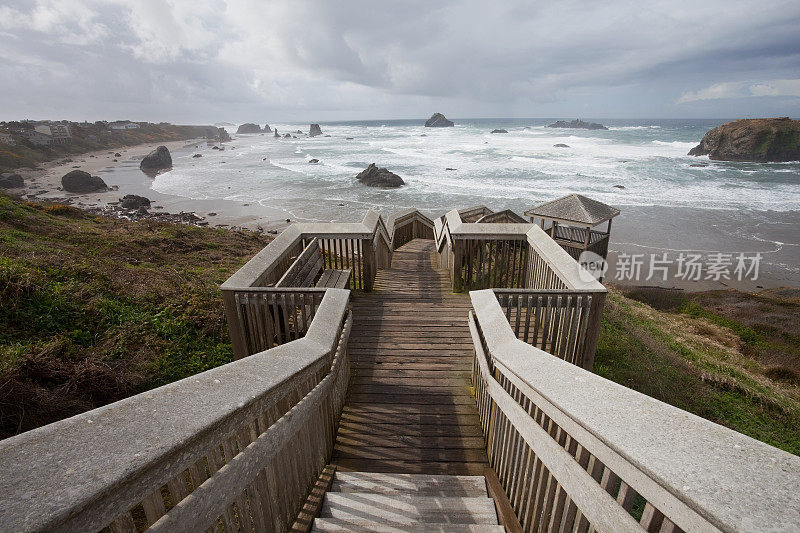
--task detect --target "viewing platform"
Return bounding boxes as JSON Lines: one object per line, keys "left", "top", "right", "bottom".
{"left": 0, "top": 207, "right": 798, "bottom": 532}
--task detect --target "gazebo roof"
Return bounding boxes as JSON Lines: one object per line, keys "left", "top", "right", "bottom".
{"left": 524, "top": 194, "right": 620, "bottom": 227}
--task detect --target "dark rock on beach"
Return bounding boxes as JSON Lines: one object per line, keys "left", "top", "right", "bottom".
{"left": 120, "top": 194, "right": 151, "bottom": 209}
{"left": 355, "top": 163, "right": 405, "bottom": 188}
{"left": 309, "top": 124, "right": 323, "bottom": 137}
{"left": 114, "top": 152, "right": 121, "bottom": 157}
{"left": 0, "top": 173, "right": 24, "bottom": 188}
{"left": 491, "top": 129, "right": 508, "bottom": 134}
{"left": 688, "top": 117, "right": 800, "bottom": 162}
{"left": 236, "top": 123, "right": 262, "bottom": 134}
{"left": 62, "top": 170, "right": 107, "bottom": 193}
{"left": 547, "top": 119, "right": 608, "bottom": 130}
{"left": 140, "top": 146, "right": 172, "bottom": 174}
{"left": 425, "top": 113, "right": 454, "bottom": 127}
{"left": 553, "top": 143, "right": 570, "bottom": 148}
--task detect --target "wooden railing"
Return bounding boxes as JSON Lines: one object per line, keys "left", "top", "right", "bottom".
{"left": 386, "top": 208, "right": 435, "bottom": 250}
{"left": 222, "top": 211, "right": 393, "bottom": 359}
{"left": 551, "top": 225, "right": 610, "bottom": 260}
{"left": 0, "top": 289, "right": 352, "bottom": 533}
{"left": 469, "top": 289, "right": 800, "bottom": 533}
{"left": 494, "top": 289, "right": 593, "bottom": 368}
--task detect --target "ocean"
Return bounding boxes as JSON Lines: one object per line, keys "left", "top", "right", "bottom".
{"left": 151, "top": 118, "right": 800, "bottom": 222}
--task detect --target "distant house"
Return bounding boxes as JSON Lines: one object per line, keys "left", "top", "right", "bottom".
{"left": 23, "top": 127, "right": 54, "bottom": 145}
{"left": 48, "top": 124, "right": 71, "bottom": 144}
{"left": 110, "top": 121, "right": 140, "bottom": 130}
{"left": 0, "top": 132, "right": 13, "bottom": 145}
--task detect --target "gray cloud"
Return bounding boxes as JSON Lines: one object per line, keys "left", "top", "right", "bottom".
{"left": 1, "top": 0, "right": 799, "bottom": 122}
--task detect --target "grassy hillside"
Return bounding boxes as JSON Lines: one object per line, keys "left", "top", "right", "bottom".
{"left": 0, "top": 122, "right": 228, "bottom": 172}
{"left": 0, "top": 194, "right": 269, "bottom": 437}
{"left": 596, "top": 286, "right": 800, "bottom": 455}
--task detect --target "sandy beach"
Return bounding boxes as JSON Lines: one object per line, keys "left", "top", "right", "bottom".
{"left": 14, "top": 139, "right": 293, "bottom": 232}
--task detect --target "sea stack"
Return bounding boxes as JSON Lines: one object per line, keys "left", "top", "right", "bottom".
{"left": 236, "top": 123, "right": 262, "bottom": 134}
{"left": 547, "top": 119, "right": 608, "bottom": 130}
{"left": 689, "top": 117, "right": 800, "bottom": 162}
{"left": 139, "top": 146, "right": 172, "bottom": 174}
{"left": 355, "top": 163, "right": 405, "bottom": 188}
{"left": 309, "top": 124, "right": 323, "bottom": 137}
{"left": 263, "top": 124, "right": 272, "bottom": 133}
{"left": 425, "top": 113, "right": 454, "bottom": 127}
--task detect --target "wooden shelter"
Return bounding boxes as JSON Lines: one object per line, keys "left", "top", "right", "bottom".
{"left": 525, "top": 193, "right": 619, "bottom": 260}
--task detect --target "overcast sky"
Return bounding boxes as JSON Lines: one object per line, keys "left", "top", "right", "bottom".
{"left": 1, "top": 0, "right": 799, "bottom": 124}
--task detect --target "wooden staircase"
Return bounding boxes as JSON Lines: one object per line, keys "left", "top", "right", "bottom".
{"left": 312, "top": 472, "right": 503, "bottom": 532}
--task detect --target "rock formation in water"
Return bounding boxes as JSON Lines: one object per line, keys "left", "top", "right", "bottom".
{"left": 491, "top": 129, "right": 508, "bottom": 134}
{"left": 425, "top": 113, "right": 454, "bottom": 127}
{"left": 309, "top": 124, "right": 323, "bottom": 137}
{"left": 355, "top": 163, "right": 405, "bottom": 188}
{"left": 553, "top": 143, "right": 570, "bottom": 148}
{"left": 688, "top": 117, "right": 800, "bottom": 162}
{"left": 236, "top": 123, "right": 262, "bottom": 134}
{"left": 274, "top": 129, "right": 280, "bottom": 138}
{"left": 263, "top": 124, "right": 272, "bottom": 133}
{"left": 547, "top": 119, "right": 608, "bottom": 130}
{"left": 140, "top": 146, "right": 172, "bottom": 174}
{"left": 61, "top": 170, "right": 107, "bottom": 193}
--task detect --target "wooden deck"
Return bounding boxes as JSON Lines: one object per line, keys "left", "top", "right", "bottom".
{"left": 331, "top": 239, "right": 489, "bottom": 475}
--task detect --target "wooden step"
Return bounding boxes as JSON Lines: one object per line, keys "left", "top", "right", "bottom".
{"left": 312, "top": 517, "right": 504, "bottom": 532}
{"left": 320, "top": 493, "right": 498, "bottom": 525}
{"left": 331, "top": 472, "right": 488, "bottom": 497}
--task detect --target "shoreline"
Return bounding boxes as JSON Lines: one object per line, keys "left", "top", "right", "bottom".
{"left": 11, "top": 138, "right": 295, "bottom": 233}
{"left": 4, "top": 138, "right": 797, "bottom": 294}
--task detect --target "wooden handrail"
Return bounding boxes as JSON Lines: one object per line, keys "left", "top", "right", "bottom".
{"left": 469, "top": 289, "right": 800, "bottom": 532}
{"left": 0, "top": 289, "right": 352, "bottom": 532}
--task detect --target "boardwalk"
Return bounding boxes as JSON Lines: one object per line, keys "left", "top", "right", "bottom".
{"left": 331, "top": 239, "right": 489, "bottom": 475}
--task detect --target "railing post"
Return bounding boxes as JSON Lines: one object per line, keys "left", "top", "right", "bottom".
{"left": 363, "top": 238, "right": 375, "bottom": 291}
{"left": 222, "top": 289, "right": 249, "bottom": 360}
{"left": 581, "top": 291, "right": 606, "bottom": 370}
{"left": 452, "top": 240, "right": 464, "bottom": 292}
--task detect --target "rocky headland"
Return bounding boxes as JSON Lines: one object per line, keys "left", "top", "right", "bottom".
{"left": 688, "top": 117, "right": 800, "bottom": 162}
{"left": 547, "top": 119, "right": 608, "bottom": 130}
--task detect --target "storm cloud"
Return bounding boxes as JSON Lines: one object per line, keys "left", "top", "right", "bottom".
{"left": 1, "top": 0, "right": 799, "bottom": 122}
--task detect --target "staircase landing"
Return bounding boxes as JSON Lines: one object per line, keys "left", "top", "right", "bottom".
{"left": 330, "top": 239, "right": 488, "bottom": 475}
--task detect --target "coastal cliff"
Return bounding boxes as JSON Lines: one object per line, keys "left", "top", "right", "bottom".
{"left": 689, "top": 117, "right": 800, "bottom": 162}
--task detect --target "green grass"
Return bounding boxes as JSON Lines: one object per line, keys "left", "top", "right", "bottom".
{"left": 0, "top": 194, "right": 269, "bottom": 437}
{"left": 596, "top": 288, "right": 800, "bottom": 455}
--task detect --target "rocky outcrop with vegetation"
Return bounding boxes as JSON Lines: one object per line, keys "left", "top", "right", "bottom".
{"left": 688, "top": 117, "right": 800, "bottom": 162}
{"left": 355, "top": 163, "right": 405, "bottom": 188}
{"left": 0, "top": 121, "right": 230, "bottom": 173}
{"left": 547, "top": 119, "right": 608, "bottom": 130}
{"left": 424, "top": 113, "right": 454, "bottom": 127}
